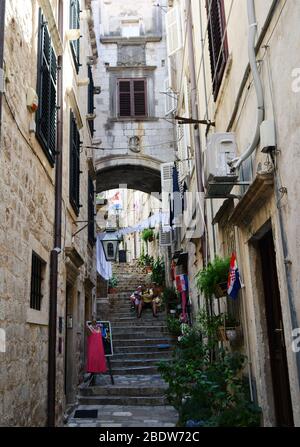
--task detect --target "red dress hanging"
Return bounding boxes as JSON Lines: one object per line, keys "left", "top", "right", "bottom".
{"left": 86, "top": 327, "right": 107, "bottom": 373}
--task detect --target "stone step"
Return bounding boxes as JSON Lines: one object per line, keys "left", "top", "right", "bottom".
{"left": 77, "top": 395, "right": 167, "bottom": 406}
{"left": 112, "top": 338, "right": 175, "bottom": 347}
{"left": 81, "top": 385, "right": 167, "bottom": 397}
{"left": 113, "top": 344, "right": 174, "bottom": 354}
{"left": 110, "top": 358, "right": 168, "bottom": 368}
{"left": 110, "top": 366, "right": 162, "bottom": 375}
{"left": 112, "top": 351, "right": 173, "bottom": 360}
{"left": 113, "top": 332, "right": 169, "bottom": 340}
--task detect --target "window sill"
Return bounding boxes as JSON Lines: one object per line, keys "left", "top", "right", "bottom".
{"left": 27, "top": 308, "right": 48, "bottom": 326}
{"left": 109, "top": 117, "right": 159, "bottom": 123}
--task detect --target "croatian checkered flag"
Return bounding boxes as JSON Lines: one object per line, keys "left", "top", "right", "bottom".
{"left": 227, "top": 253, "right": 241, "bottom": 299}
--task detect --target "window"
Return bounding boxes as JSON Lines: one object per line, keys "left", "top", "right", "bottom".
{"left": 118, "top": 79, "right": 147, "bottom": 118}
{"left": 87, "top": 65, "right": 95, "bottom": 138}
{"left": 121, "top": 19, "right": 140, "bottom": 38}
{"left": 69, "top": 111, "right": 81, "bottom": 214}
{"left": 206, "top": 0, "right": 228, "bottom": 101}
{"left": 30, "top": 252, "right": 46, "bottom": 311}
{"left": 70, "top": 0, "right": 80, "bottom": 73}
{"left": 36, "top": 9, "right": 57, "bottom": 165}
{"left": 88, "top": 175, "right": 95, "bottom": 246}
{"left": 165, "top": 6, "right": 182, "bottom": 56}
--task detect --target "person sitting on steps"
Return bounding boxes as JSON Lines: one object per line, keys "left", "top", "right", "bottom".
{"left": 129, "top": 286, "right": 142, "bottom": 312}
{"left": 137, "top": 284, "right": 159, "bottom": 318}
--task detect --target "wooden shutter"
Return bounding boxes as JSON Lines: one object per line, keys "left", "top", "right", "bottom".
{"left": 87, "top": 65, "right": 95, "bottom": 136}
{"left": 70, "top": 0, "right": 80, "bottom": 73}
{"left": 119, "top": 80, "right": 131, "bottom": 117}
{"left": 206, "top": 0, "right": 228, "bottom": 100}
{"left": 36, "top": 9, "right": 57, "bottom": 165}
{"left": 165, "top": 6, "right": 182, "bottom": 56}
{"left": 69, "top": 111, "right": 80, "bottom": 214}
{"left": 133, "top": 80, "right": 146, "bottom": 116}
{"left": 88, "top": 176, "right": 95, "bottom": 245}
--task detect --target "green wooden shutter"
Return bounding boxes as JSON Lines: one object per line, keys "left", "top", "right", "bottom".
{"left": 70, "top": 0, "right": 80, "bottom": 73}
{"left": 87, "top": 65, "right": 95, "bottom": 137}
{"left": 69, "top": 111, "right": 80, "bottom": 214}
{"left": 36, "top": 9, "right": 57, "bottom": 165}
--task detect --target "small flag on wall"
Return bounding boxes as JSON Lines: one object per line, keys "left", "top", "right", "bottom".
{"left": 227, "top": 252, "right": 242, "bottom": 299}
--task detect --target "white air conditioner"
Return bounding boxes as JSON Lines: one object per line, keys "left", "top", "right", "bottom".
{"left": 159, "top": 228, "right": 172, "bottom": 247}
{"left": 204, "top": 133, "right": 238, "bottom": 198}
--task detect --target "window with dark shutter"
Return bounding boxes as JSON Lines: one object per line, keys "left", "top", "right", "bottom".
{"left": 206, "top": 0, "right": 228, "bottom": 101}
{"left": 69, "top": 111, "right": 81, "bottom": 215}
{"left": 70, "top": 0, "right": 80, "bottom": 73}
{"left": 87, "top": 65, "right": 95, "bottom": 137}
{"left": 36, "top": 9, "right": 57, "bottom": 165}
{"left": 88, "top": 175, "right": 95, "bottom": 246}
{"left": 30, "top": 252, "right": 46, "bottom": 311}
{"left": 118, "top": 79, "right": 147, "bottom": 118}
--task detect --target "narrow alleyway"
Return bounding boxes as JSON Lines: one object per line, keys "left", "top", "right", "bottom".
{"left": 66, "top": 262, "right": 178, "bottom": 427}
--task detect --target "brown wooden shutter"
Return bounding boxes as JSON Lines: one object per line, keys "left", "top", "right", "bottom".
{"left": 119, "top": 80, "right": 131, "bottom": 117}
{"left": 206, "top": 0, "right": 228, "bottom": 101}
{"left": 133, "top": 79, "right": 146, "bottom": 116}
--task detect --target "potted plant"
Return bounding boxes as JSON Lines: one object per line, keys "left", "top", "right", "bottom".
{"left": 196, "top": 256, "right": 230, "bottom": 298}
{"left": 108, "top": 274, "right": 118, "bottom": 293}
{"left": 162, "top": 287, "right": 181, "bottom": 313}
{"left": 151, "top": 257, "right": 165, "bottom": 286}
{"left": 219, "top": 314, "right": 242, "bottom": 343}
{"left": 166, "top": 316, "right": 182, "bottom": 337}
{"left": 141, "top": 228, "right": 155, "bottom": 243}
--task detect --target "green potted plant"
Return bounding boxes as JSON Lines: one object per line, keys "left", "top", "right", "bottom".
{"left": 108, "top": 274, "right": 118, "bottom": 293}
{"left": 162, "top": 287, "right": 181, "bottom": 313}
{"left": 166, "top": 316, "right": 182, "bottom": 336}
{"left": 141, "top": 228, "right": 154, "bottom": 243}
{"left": 196, "top": 256, "right": 230, "bottom": 298}
{"left": 151, "top": 257, "right": 165, "bottom": 286}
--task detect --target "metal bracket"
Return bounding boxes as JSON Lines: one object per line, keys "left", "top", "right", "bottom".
{"left": 175, "top": 115, "right": 216, "bottom": 127}
{"left": 0, "top": 68, "right": 4, "bottom": 93}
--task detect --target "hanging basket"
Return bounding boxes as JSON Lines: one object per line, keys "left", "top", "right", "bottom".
{"left": 214, "top": 282, "right": 228, "bottom": 298}
{"left": 218, "top": 326, "right": 228, "bottom": 342}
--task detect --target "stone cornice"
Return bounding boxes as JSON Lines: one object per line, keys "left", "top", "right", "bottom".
{"left": 100, "top": 36, "right": 162, "bottom": 44}
{"left": 229, "top": 171, "right": 274, "bottom": 227}
{"left": 107, "top": 65, "right": 157, "bottom": 72}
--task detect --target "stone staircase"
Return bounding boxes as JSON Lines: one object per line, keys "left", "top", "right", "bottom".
{"left": 67, "top": 261, "right": 178, "bottom": 427}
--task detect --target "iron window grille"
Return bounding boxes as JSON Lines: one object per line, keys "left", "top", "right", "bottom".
{"left": 206, "top": 0, "right": 229, "bottom": 101}
{"left": 117, "top": 79, "right": 147, "bottom": 118}
{"left": 87, "top": 65, "right": 95, "bottom": 137}
{"left": 69, "top": 111, "right": 81, "bottom": 215}
{"left": 30, "top": 252, "right": 46, "bottom": 311}
{"left": 70, "top": 0, "right": 81, "bottom": 73}
{"left": 88, "top": 175, "right": 95, "bottom": 246}
{"left": 36, "top": 9, "right": 57, "bottom": 166}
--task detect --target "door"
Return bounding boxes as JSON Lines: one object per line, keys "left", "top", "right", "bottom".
{"left": 64, "top": 284, "right": 74, "bottom": 403}
{"left": 259, "top": 230, "right": 294, "bottom": 426}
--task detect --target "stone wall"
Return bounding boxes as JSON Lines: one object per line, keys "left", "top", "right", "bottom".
{"left": 0, "top": 0, "right": 97, "bottom": 426}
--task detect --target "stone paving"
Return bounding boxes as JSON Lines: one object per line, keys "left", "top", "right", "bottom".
{"left": 67, "top": 405, "right": 178, "bottom": 427}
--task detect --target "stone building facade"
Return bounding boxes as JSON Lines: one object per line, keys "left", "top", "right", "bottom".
{"left": 0, "top": 0, "right": 98, "bottom": 426}
{"left": 92, "top": 0, "right": 176, "bottom": 195}
{"left": 165, "top": 0, "right": 300, "bottom": 426}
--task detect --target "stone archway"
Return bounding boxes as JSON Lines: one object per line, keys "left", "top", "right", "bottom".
{"left": 95, "top": 154, "right": 162, "bottom": 194}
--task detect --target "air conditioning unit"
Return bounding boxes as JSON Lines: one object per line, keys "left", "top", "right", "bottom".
{"left": 159, "top": 228, "right": 172, "bottom": 247}
{"left": 204, "top": 133, "right": 238, "bottom": 199}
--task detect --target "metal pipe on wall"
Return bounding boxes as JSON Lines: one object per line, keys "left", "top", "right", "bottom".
{"left": 0, "top": 0, "right": 6, "bottom": 140}
{"left": 185, "top": 0, "right": 207, "bottom": 267}
{"left": 48, "top": 1, "right": 63, "bottom": 426}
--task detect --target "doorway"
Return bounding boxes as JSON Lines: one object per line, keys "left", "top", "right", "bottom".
{"left": 64, "top": 283, "right": 74, "bottom": 403}
{"left": 259, "top": 229, "right": 294, "bottom": 426}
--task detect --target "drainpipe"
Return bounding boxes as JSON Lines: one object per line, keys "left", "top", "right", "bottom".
{"left": 185, "top": 0, "right": 207, "bottom": 266}
{"left": 47, "top": 6, "right": 63, "bottom": 426}
{"left": 0, "top": 0, "right": 6, "bottom": 139}
{"left": 229, "top": 0, "right": 264, "bottom": 171}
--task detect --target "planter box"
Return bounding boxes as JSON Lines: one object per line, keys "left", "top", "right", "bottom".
{"left": 214, "top": 282, "right": 228, "bottom": 298}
